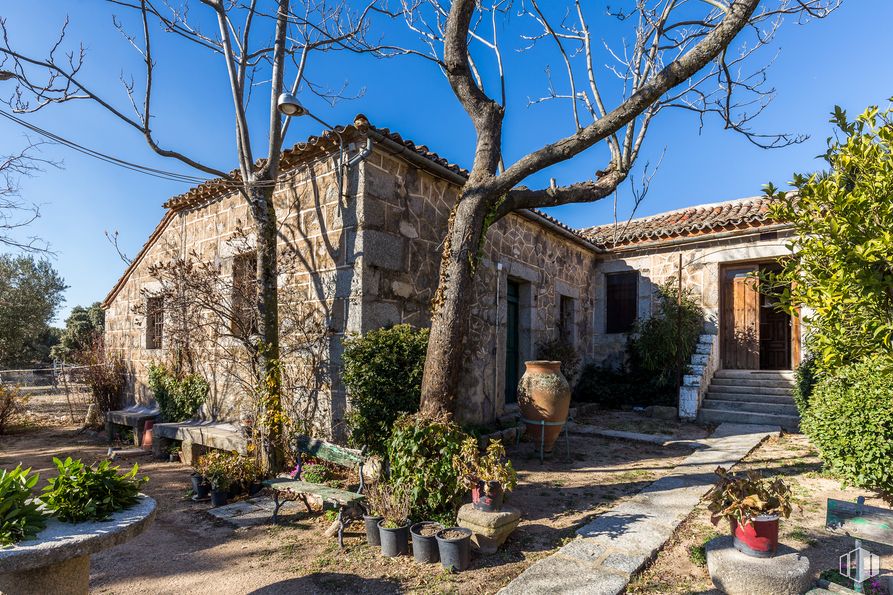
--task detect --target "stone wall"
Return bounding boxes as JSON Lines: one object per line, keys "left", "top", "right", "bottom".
{"left": 104, "top": 157, "right": 362, "bottom": 435}
{"left": 356, "top": 148, "right": 600, "bottom": 424}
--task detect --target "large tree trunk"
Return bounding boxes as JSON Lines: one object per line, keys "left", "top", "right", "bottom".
{"left": 251, "top": 181, "right": 285, "bottom": 471}
{"left": 420, "top": 191, "right": 490, "bottom": 416}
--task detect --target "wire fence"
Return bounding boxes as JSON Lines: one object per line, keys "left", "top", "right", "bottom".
{"left": 0, "top": 363, "right": 100, "bottom": 423}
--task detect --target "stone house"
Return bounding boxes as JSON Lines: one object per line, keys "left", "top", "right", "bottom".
{"left": 103, "top": 115, "right": 800, "bottom": 435}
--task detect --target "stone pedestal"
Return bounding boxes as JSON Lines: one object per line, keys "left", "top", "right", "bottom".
{"left": 706, "top": 535, "right": 811, "bottom": 595}
{"left": 456, "top": 503, "right": 520, "bottom": 554}
{"left": 0, "top": 495, "right": 156, "bottom": 595}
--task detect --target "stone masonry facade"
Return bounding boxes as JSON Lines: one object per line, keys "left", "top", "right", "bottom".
{"left": 103, "top": 119, "right": 796, "bottom": 433}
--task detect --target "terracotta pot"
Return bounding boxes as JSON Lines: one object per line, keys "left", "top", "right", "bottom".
{"left": 731, "top": 515, "right": 779, "bottom": 558}
{"left": 517, "top": 360, "right": 570, "bottom": 452}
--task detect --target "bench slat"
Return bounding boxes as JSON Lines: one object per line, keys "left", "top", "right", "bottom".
{"left": 297, "top": 436, "right": 364, "bottom": 467}
{"left": 263, "top": 478, "right": 365, "bottom": 505}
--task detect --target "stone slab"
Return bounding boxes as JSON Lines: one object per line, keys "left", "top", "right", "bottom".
{"left": 106, "top": 405, "right": 160, "bottom": 427}
{"left": 567, "top": 423, "right": 708, "bottom": 450}
{"left": 152, "top": 420, "right": 247, "bottom": 454}
{"left": 457, "top": 504, "right": 521, "bottom": 554}
{"left": 706, "top": 535, "right": 812, "bottom": 595}
{"left": 499, "top": 423, "right": 779, "bottom": 595}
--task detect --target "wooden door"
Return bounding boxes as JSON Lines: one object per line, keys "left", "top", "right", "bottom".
{"left": 504, "top": 281, "right": 520, "bottom": 404}
{"left": 721, "top": 265, "right": 760, "bottom": 369}
{"left": 758, "top": 264, "right": 792, "bottom": 370}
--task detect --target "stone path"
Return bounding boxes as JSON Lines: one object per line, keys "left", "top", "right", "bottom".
{"left": 500, "top": 423, "right": 780, "bottom": 595}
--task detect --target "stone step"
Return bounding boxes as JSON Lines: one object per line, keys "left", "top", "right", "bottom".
{"left": 713, "top": 369, "right": 795, "bottom": 380}
{"left": 708, "top": 384, "right": 792, "bottom": 396}
{"left": 710, "top": 377, "right": 794, "bottom": 389}
{"left": 705, "top": 391, "right": 795, "bottom": 405}
{"left": 698, "top": 408, "right": 799, "bottom": 433}
{"left": 702, "top": 398, "right": 799, "bottom": 417}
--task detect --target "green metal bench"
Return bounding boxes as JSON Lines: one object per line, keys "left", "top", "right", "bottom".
{"left": 262, "top": 436, "right": 368, "bottom": 547}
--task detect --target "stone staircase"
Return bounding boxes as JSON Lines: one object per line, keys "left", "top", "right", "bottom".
{"left": 698, "top": 369, "right": 799, "bottom": 432}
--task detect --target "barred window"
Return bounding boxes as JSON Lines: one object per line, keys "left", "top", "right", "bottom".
{"left": 231, "top": 251, "right": 257, "bottom": 335}
{"left": 146, "top": 296, "right": 164, "bottom": 350}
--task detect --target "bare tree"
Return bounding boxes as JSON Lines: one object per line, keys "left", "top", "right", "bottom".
{"left": 395, "top": 0, "right": 839, "bottom": 416}
{"left": 0, "top": 0, "right": 387, "bottom": 469}
{"left": 0, "top": 140, "right": 57, "bottom": 253}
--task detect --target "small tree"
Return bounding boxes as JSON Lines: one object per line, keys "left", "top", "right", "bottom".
{"left": 52, "top": 302, "right": 104, "bottom": 363}
{"left": 764, "top": 103, "right": 893, "bottom": 371}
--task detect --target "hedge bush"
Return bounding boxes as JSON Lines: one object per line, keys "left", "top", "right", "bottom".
{"left": 148, "top": 363, "right": 209, "bottom": 422}
{"left": 792, "top": 352, "right": 820, "bottom": 415}
{"left": 342, "top": 324, "right": 428, "bottom": 456}
{"left": 0, "top": 465, "right": 45, "bottom": 546}
{"left": 802, "top": 355, "right": 893, "bottom": 495}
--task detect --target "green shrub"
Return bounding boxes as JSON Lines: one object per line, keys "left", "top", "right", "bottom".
{"left": 628, "top": 282, "right": 704, "bottom": 390}
{"left": 386, "top": 413, "right": 468, "bottom": 525}
{"left": 792, "top": 352, "right": 821, "bottom": 415}
{"left": 802, "top": 355, "right": 893, "bottom": 495}
{"left": 148, "top": 363, "right": 209, "bottom": 422}
{"left": 536, "top": 339, "right": 581, "bottom": 385}
{"left": 0, "top": 465, "right": 46, "bottom": 546}
{"left": 41, "top": 457, "right": 147, "bottom": 523}
{"left": 573, "top": 364, "right": 644, "bottom": 407}
{"left": 301, "top": 463, "right": 331, "bottom": 484}
{"left": 342, "top": 324, "right": 429, "bottom": 456}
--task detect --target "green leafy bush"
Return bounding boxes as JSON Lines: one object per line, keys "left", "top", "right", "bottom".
{"left": 301, "top": 463, "right": 331, "bottom": 484}
{"left": 802, "top": 355, "right": 893, "bottom": 495}
{"left": 628, "top": 283, "right": 704, "bottom": 390}
{"left": 148, "top": 363, "right": 209, "bottom": 422}
{"left": 0, "top": 466, "right": 46, "bottom": 546}
{"left": 342, "top": 324, "right": 429, "bottom": 456}
{"left": 195, "top": 451, "right": 237, "bottom": 490}
{"left": 536, "top": 339, "right": 581, "bottom": 385}
{"left": 386, "top": 413, "right": 468, "bottom": 525}
{"left": 40, "top": 457, "right": 147, "bottom": 523}
{"left": 792, "top": 352, "right": 821, "bottom": 415}
{"left": 573, "top": 364, "right": 649, "bottom": 407}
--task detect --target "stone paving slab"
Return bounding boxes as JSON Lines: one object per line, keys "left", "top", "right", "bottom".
{"left": 499, "top": 423, "right": 779, "bottom": 595}
{"left": 567, "top": 423, "right": 709, "bottom": 449}
{"left": 207, "top": 497, "right": 281, "bottom": 527}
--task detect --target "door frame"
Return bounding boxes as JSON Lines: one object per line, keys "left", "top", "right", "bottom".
{"left": 719, "top": 260, "right": 800, "bottom": 370}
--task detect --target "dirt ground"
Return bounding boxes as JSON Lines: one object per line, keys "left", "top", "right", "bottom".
{"left": 629, "top": 432, "right": 893, "bottom": 594}
{"left": 0, "top": 396, "right": 692, "bottom": 594}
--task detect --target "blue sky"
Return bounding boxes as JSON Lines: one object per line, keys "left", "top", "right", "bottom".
{"left": 1, "top": 1, "right": 890, "bottom": 324}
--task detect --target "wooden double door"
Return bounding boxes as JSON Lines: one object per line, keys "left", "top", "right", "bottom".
{"left": 720, "top": 263, "right": 799, "bottom": 370}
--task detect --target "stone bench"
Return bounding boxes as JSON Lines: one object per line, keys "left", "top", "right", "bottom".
{"left": 106, "top": 405, "right": 161, "bottom": 446}
{"left": 151, "top": 420, "right": 248, "bottom": 464}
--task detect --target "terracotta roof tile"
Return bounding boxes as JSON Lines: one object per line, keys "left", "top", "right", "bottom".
{"left": 579, "top": 196, "right": 780, "bottom": 247}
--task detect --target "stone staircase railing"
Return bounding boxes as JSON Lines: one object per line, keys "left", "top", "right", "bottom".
{"left": 678, "top": 333, "right": 719, "bottom": 420}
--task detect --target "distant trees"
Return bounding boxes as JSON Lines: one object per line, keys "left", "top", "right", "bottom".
{"left": 51, "top": 302, "right": 104, "bottom": 363}
{"left": 0, "top": 254, "right": 66, "bottom": 367}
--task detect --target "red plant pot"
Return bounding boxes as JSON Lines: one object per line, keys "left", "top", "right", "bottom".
{"left": 731, "top": 515, "right": 780, "bottom": 558}
{"left": 471, "top": 481, "right": 504, "bottom": 512}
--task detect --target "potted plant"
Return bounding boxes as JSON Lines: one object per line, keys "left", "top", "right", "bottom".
{"left": 197, "top": 451, "right": 234, "bottom": 507}
{"left": 168, "top": 445, "right": 181, "bottom": 463}
{"left": 410, "top": 521, "right": 443, "bottom": 564}
{"left": 362, "top": 482, "right": 385, "bottom": 547}
{"left": 374, "top": 483, "right": 411, "bottom": 557}
{"left": 454, "top": 437, "right": 517, "bottom": 512}
{"left": 190, "top": 460, "right": 212, "bottom": 501}
{"left": 706, "top": 467, "right": 793, "bottom": 558}
{"left": 435, "top": 527, "right": 473, "bottom": 571}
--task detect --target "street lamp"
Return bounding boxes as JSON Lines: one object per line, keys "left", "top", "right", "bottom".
{"left": 276, "top": 92, "right": 307, "bottom": 117}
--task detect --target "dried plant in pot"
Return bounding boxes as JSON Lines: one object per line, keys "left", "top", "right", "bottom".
{"left": 362, "top": 481, "right": 386, "bottom": 547}
{"left": 373, "top": 482, "right": 412, "bottom": 557}
{"left": 454, "top": 438, "right": 518, "bottom": 512}
{"left": 705, "top": 467, "right": 794, "bottom": 558}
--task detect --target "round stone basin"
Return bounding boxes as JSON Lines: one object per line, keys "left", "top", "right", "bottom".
{"left": 0, "top": 494, "right": 156, "bottom": 595}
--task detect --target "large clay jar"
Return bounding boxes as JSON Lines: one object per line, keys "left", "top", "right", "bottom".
{"left": 517, "top": 361, "right": 571, "bottom": 452}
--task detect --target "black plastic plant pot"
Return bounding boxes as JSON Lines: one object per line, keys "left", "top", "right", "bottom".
{"left": 435, "top": 527, "right": 472, "bottom": 572}
{"left": 377, "top": 519, "right": 410, "bottom": 557}
{"left": 191, "top": 474, "right": 211, "bottom": 499}
{"left": 364, "top": 515, "right": 384, "bottom": 546}
{"left": 210, "top": 488, "right": 229, "bottom": 508}
{"left": 410, "top": 522, "right": 444, "bottom": 564}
